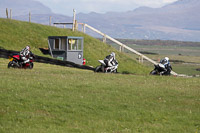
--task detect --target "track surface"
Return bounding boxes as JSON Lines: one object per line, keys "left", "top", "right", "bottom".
{"left": 0, "top": 48, "right": 95, "bottom": 71}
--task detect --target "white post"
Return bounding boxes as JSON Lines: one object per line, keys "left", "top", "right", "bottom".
{"left": 103, "top": 34, "right": 106, "bottom": 43}
{"left": 29, "top": 11, "right": 31, "bottom": 22}
{"left": 141, "top": 56, "right": 144, "bottom": 63}
{"left": 122, "top": 46, "right": 124, "bottom": 52}
{"left": 119, "top": 46, "right": 122, "bottom": 52}
{"left": 72, "top": 9, "right": 76, "bottom": 31}
{"left": 83, "top": 24, "right": 85, "bottom": 33}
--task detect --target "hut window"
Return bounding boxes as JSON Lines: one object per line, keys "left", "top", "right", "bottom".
{"left": 54, "top": 39, "right": 60, "bottom": 49}
{"left": 68, "top": 39, "right": 82, "bottom": 50}
{"left": 61, "top": 38, "right": 66, "bottom": 50}
{"left": 77, "top": 40, "right": 82, "bottom": 50}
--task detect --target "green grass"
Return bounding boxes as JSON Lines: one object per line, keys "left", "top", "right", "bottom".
{"left": 1, "top": 18, "right": 200, "bottom": 132}
{"left": 0, "top": 18, "right": 150, "bottom": 75}
{"left": 0, "top": 58, "right": 200, "bottom": 133}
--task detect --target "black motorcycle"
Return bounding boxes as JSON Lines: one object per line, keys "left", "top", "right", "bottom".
{"left": 150, "top": 63, "right": 171, "bottom": 76}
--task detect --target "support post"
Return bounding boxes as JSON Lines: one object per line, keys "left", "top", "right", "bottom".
{"left": 6, "top": 8, "right": 8, "bottom": 19}
{"left": 48, "top": 40, "right": 53, "bottom": 57}
{"left": 141, "top": 56, "right": 144, "bottom": 63}
{"left": 49, "top": 16, "right": 51, "bottom": 26}
{"left": 103, "top": 34, "right": 106, "bottom": 43}
{"left": 122, "top": 46, "right": 124, "bottom": 52}
{"left": 72, "top": 9, "right": 76, "bottom": 31}
{"left": 29, "top": 12, "right": 31, "bottom": 22}
{"left": 119, "top": 46, "right": 124, "bottom": 52}
{"left": 82, "top": 24, "right": 85, "bottom": 33}
{"left": 74, "top": 20, "right": 78, "bottom": 31}
{"left": 139, "top": 56, "right": 141, "bottom": 63}
{"left": 10, "top": 9, "right": 12, "bottom": 19}
{"left": 139, "top": 56, "right": 143, "bottom": 63}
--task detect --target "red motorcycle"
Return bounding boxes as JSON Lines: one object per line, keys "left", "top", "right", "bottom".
{"left": 8, "top": 53, "right": 35, "bottom": 69}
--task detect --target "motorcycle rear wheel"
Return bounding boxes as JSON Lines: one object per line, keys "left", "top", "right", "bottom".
{"left": 28, "top": 62, "right": 34, "bottom": 69}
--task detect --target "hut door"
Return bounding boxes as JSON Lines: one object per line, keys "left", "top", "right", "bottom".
{"left": 67, "top": 38, "right": 83, "bottom": 65}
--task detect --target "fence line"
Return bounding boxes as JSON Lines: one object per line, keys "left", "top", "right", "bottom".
{"left": 78, "top": 23, "right": 178, "bottom": 76}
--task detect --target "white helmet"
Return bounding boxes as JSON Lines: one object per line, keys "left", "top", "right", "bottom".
{"left": 165, "top": 57, "right": 169, "bottom": 62}
{"left": 25, "top": 45, "right": 30, "bottom": 51}
{"left": 111, "top": 52, "right": 115, "bottom": 60}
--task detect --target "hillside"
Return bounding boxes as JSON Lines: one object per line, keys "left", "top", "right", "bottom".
{"left": 0, "top": 0, "right": 52, "bottom": 17}
{"left": 0, "top": 18, "right": 150, "bottom": 74}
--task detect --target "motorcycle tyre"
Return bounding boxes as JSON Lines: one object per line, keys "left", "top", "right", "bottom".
{"left": 28, "top": 62, "right": 34, "bottom": 69}
{"left": 8, "top": 61, "right": 18, "bottom": 68}
{"left": 150, "top": 70, "right": 158, "bottom": 75}
{"left": 94, "top": 66, "right": 102, "bottom": 72}
{"left": 8, "top": 61, "right": 13, "bottom": 68}
{"left": 113, "top": 69, "right": 117, "bottom": 73}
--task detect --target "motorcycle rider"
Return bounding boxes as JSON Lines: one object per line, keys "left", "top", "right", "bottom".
{"left": 104, "top": 52, "right": 118, "bottom": 68}
{"left": 160, "top": 57, "right": 172, "bottom": 75}
{"left": 20, "top": 45, "right": 31, "bottom": 64}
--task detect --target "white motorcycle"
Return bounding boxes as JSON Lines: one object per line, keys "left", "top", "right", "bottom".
{"left": 94, "top": 60, "right": 118, "bottom": 73}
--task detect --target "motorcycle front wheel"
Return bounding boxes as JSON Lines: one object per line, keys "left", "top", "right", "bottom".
{"left": 94, "top": 66, "right": 102, "bottom": 72}
{"left": 113, "top": 69, "right": 117, "bottom": 73}
{"left": 150, "top": 70, "right": 158, "bottom": 75}
{"left": 94, "top": 65, "right": 105, "bottom": 73}
{"left": 7, "top": 61, "right": 13, "bottom": 68}
{"left": 8, "top": 61, "right": 20, "bottom": 68}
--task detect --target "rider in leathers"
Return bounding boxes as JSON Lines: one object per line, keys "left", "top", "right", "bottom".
{"left": 104, "top": 52, "right": 118, "bottom": 68}
{"left": 20, "top": 46, "right": 31, "bottom": 64}
{"left": 160, "top": 57, "right": 172, "bottom": 75}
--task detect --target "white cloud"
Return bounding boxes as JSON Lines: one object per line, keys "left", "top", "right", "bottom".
{"left": 35, "top": 0, "right": 178, "bottom": 16}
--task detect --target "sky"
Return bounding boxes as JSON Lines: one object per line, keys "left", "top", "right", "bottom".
{"left": 35, "top": 0, "right": 178, "bottom": 16}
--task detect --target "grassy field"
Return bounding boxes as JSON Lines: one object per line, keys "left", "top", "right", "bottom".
{"left": 1, "top": 18, "right": 200, "bottom": 133}
{"left": 0, "top": 58, "right": 200, "bottom": 133}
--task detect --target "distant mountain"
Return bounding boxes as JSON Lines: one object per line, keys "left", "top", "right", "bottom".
{"left": 0, "top": 0, "right": 52, "bottom": 17}
{"left": 0, "top": 0, "right": 200, "bottom": 41}
{"left": 76, "top": 0, "right": 200, "bottom": 41}
{"left": 0, "top": 0, "right": 72, "bottom": 25}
